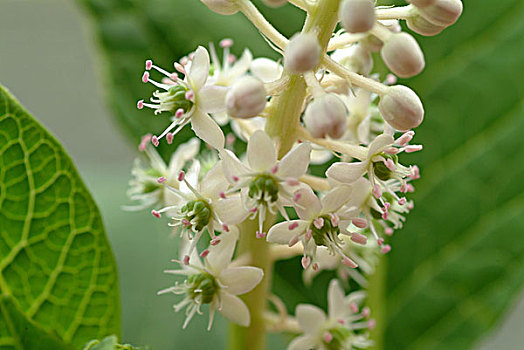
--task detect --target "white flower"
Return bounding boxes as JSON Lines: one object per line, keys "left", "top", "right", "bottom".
{"left": 288, "top": 280, "right": 373, "bottom": 350}
{"left": 267, "top": 185, "right": 363, "bottom": 270}
{"left": 139, "top": 46, "right": 227, "bottom": 149}
{"left": 152, "top": 159, "right": 247, "bottom": 259}
{"left": 124, "top": 136, "right": 200, "bottom": 211}
{"left": 219, "top": 130, "right": 312, "bottom": 237}
{"left": 158, "top": 229, "right": 263, "bottom": 329}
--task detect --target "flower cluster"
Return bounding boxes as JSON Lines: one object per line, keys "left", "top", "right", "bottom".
{"left": 126, "top": 0, "right": 462, "bottom": 347}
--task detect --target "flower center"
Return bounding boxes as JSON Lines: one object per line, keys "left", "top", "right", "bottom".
{"left": 187, "top": 272, "right": 219, "bottom": 304}
{"left": 323, "top": 326, "right": 353, "bottom": 350}
{"left": 181, "top": 199, "right": 212, "bottom": 232}
{"left": 372, "top": 153, "right": 398, "bottom": 181}
{"left": 310, "top": 215, "right": 340, "bottom": 247}
{"left": 248, "top": 174, "right": 279, "bottom": 205}
{"left": 157, "top": 84, "right": 194, "bottom": 114}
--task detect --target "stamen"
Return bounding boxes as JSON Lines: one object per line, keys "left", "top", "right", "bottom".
{"left": 288, "top": 222, "right": 299, "bottom": 230}
{"left": 256, "top": 231, "right": 266, "bottom": 239}
{"left": 351, "top": 232, "right": 367, "bottom": 245}
{"left": 152, "top": 210, "right": 161, "bottom": 218}
{"left": 288, "top": 235, "right": 299, "bottom": 247}
{"left": 178, "top": 171, "right": 185, "bottom": 182}
{"left": 166, "top": 133, "right": 174, "bottom": 144}
{"left": 381, "top": 245, "right": 392, "bottom": 254}
{"left": 362, "top": 307, "right": 371, "bottom": 318}
{"left": 145, "top": 60, "right": 153, "bottom": 71}
{"left": 220, "top": 38, "right": 234, "bottom": 48}
{"left": 342, "top": 256, "right": 358, "bottom": 268}
{"left": 137, "top": 100, "right": 144, "bottom": 109}
{"left": 222, "top": 224, "right": 230, "bottom": 232}
{"left": 219, "top": 192, "right": 227, "bottom": 199}
{"left": 301, "top": 256, "right": 311, "bottom": 269}
{"left": 142, "top": 71, "right": 150, "bottom": 83}
{"left": 352, "top": 218, "right": 367, "bottom": 229}
{"left": 285, "top": 177, "right": 300, "bottom": 186}
{"left": 200, "top": 249, "right": 210, "bottom": 258}
{"left": 271, "top": 165, "right": 278, "bottom": 174}
{"left": 175, "top": 108, "right": 185, "bottom": 118}
{"left": 404, "top": 145, "right": 423, "bottom": 153}
{"left": 372, "top": 184, "right": 382, "bottom": 199}
{"left": 350, "top": 302, "right": 359, "bottom": 313}
{"left": 396, "top": 131, "right": 415, "bottom": 146}
{"left": 174, "top": 62, "right": 186, "bottom": 74}
{"left": 152, "top": 136, "right": 159, "bottom": 147}
{"left": 157, "top": 177, "right": 167, "bottom": 184}
{"left": 385, "top": 227, "right": 394, "bottom": 236}
{"left": 312, "top": 263, "right": 319, "bottom": 272}
{"left": 323, "top": 332, "right": 333, "bottom": 343}
{"left": 314, "top": 217, "right": 324, "bottom": 229}
{"left": 185, "top": 90, "right": 194, "bottom": 101}
{"left": 183, "top": 255, "right": 190, "bottom": 265}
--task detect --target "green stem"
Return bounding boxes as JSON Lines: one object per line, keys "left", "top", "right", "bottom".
{"left": 367, "top": 255, "right": 387, "bottom": 350}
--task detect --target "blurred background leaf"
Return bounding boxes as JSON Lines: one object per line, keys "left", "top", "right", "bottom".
{"left": 0, "top": 85, "right": 120, "bottom": 348}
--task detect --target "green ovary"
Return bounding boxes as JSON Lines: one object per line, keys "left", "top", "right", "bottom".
{"left": 165, "top": 85, "right": 193, "bottom": 114}
{"left": 372, "top": 153, "right": 398, "bottom": 181}
{"left": 248, "top": 174, "right": 279, "bottom": 204}
{"left": 310, "top": 215, "right": 340, "bottom": 247}
{"left": 187, "top": 272, "right": 219, "bottom": 304}
{"left": 181, "top": 199, "right": 212, "bottom": 232}
{"left": 323, "top": 326, "right": 353, "bottom": 350}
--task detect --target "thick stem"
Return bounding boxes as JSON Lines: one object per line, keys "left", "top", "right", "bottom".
{"left": 367, "top": 255, "right": 387, "bottom": 350}
{"left": 265, "top": 0, "right": 342, "bottom": 158}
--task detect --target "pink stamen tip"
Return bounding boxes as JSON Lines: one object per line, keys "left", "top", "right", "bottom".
{"left": 294, "top": 193, "right": 301, "bottom": 202}
{"left": 256, "top": 231, "right": 266, "bottom": 239}
{"left": 323, "top": 332, "right": 333, "bottom": 343}
{"left": 342, "top": 256, "right": 358, "bottom": 268}
{"left": 227, "top": 54, "right": 236, "bottom": 64}
{"left": 219, "top": 38, "right": 234, "bottom": 48}
{"left": 222, "top": 224, "right": 230, "bottom": 232}
{"left": 138, "top": 142, "right": 147, "bottom": 152}
{"left": 301, "top": 256, "right": 311, "bottom": 269}
{"left": 288, "top": 235, "right": 299, "bottom": 247}
{"left": 183, "top": 255, "right": 190, "bottom": 265}
{"left": 210, "top": 238, "right": 221, "bottom": 246}
{"left": 175, "top": 108, "right": 184, "bottom": 118}
{"left": 396, "top": 131, "right": 415, "bottom": 146}
{"left": 226, "top": 133, "right": 236, "bottom": 146}
{"left": 286, "top": 178, "right": 300, "bottom": 186}
{"left": 200, "top": 249, "right": 210, "bottom": 258}
{"left": 385, "top": 147, "right": 400, "bottom": 155}
{"left": 232, "top": 175, "right": 240, "bottom": 182}
{"left": 145, "top": 60, "right": 153, "bottom": 70}
{"left": 330, "top": 213, "right": 339, "bottom": 227}
{"left": 142, "top": 71, "right": 150, "bottom": 83}
{"left": 174, "top": 62, "right": 186, "bottom": 74}
{"left": 382, "top": 212, "right": 389, "bottom": 220}
{"left": 407, "top": 202, "right": 415, "bottom": 210}
{"left": 362, "top": 306, "right": 371, "bottom": 318}
{"left": 141, "top": 133, "right": 152, "bottom": 143}
{"left": 386, "top": 159, "right": 396, "bottom": 172}
{"left": 151, "top": 210, "right": 161, "bottom": 218}
{"left": 405, "top": 145, "right": 423, "bottom": 153}
{"left": 368, "top": 319, "right": 377, "bottom": 330}
{"left": 137, "top": 100, "right": 144, "bottom": 109}
{"left": 152, "top": 136, "right": 159, "bottom": 147}
{"left": 381, "top": 245, "right": 392, "bottom": 254}
{"left": 169, "top": 73, "right": 178, "bottom": 81}
{"left": 288, "top": 222, "right": 299, "bottom": 230}
{"left": 351, "top": 232, "right": 367, "bottom": 245}
{"left": 249, "top": 207, "right": 258, "bottom": 213}
{"left": 372, "top": 185, "right": 382, "bottom": 199}
{"left": 385, "top": 227, "right": 394, "bottom": 236}
{"left": 271, "top": 165, "right": 278, "bottom": 174}
{"left": 166, "top": 133, "right": 174, "bottom": 144}
{"left": 338, "top": 318, "right": 346, "bottom": 325}
{"left": 313, "top": 217, "right": 324, "bottom": 230}
{"left": 385, "top": 73, "right": 397, "bottom": 85}
{"left": 350, "top": 302, "right": 359, "bottom": 313}
{"left": 352, "top": 218, "right": 368, "bottom": 229}
{"left": 377, "top": 238, "right": 385, "bottom": 246}
{"left": 185, "top": 90, "right": 194, "bottom": 100}
{"left": 180, "top": 57, "right": 189, "bottom": 65}
{"left": 178, "top": 171, "right": 185, "bottom": 182}
{"left": 189, "top": 53, "right": 195, "bottom": 60}
{"left": 219, "top": 192, "right": 227, "bottom": 199}
{"left": 399, "top": 197, "right": 407, "bottom": 205}
{"left": 312, "top": 263, "right": 319, "bottom": 272}
{"left": 305, "top": 229, "right": 312, "bottom": 241}
{"left": 157, "top": 176, "right": 167, "bottom": 184}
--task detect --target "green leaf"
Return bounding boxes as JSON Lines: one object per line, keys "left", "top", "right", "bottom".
{"left": 0, "top": 85, "right": 121, "bottom": 348}
{"left": 76, "top": 0, "right": 303, "bottom": 154}
{"left": 383, "top": 0, "right": 524, "bottom": 349}
{"left": 0, "top": 295, "right": 75, "bottom": 350}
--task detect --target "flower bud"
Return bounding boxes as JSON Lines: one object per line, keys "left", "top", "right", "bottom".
{"left": 304, "top": 94, "right": 347, "bottom": 139}
{"left": 409, "top": 0, "right": 437, "bottom": 7}
{"left": 379, "top": 85, "right": 424, "bottom": 131}
{"left": 284, "top": 33, "right": 321, "bottom": 74}
{"left": 381, "top": 32, "right": 425, "bottom": 78}
{"left": 418, "top": 0, "right": 463, "bottom": 27}
{"left": 406, "top": 13, "right": 445, "bottom": 36}
{"left": 200, "top": 0, "right": 238, "bottom": 15}
{"left": 332, "top": 44, "right": 373, "bottom": 76}
{"left": 262, "top": 0, "right": 287, "bottom": 7}
{"left": 339, "top": 0, "right": 376, "bottom": 34}
{"left": 226, "top": 76, "right": 267, "bottom": 119}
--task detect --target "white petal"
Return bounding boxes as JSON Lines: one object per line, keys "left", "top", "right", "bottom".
{"left": 191, "top": 110, "right": 225, "bottom": 149}
{"left": 180, "top": 160, "right": 200, "bottom": 195}
{"left": 219, "top": 292, "right": 250, "bottom": 327}
{"left": 168, "top": 138, "right": 200, "bottom": 179}
{"left": 346, "top": 177, "right": 372, "bottom": 208}
{"left": 188, "top": 46, "right": 210, "bottom": 91}
{"left": 219, "top": 266, "right": 263, "bottom": 295}
{"left": 207, "top": 228, "right": 239, "bottom": 273}
{"left": 212, "top": 111, "right": 229, "bottom": 126}
{"left": 287, "top": 335, "right": 318, "bottom": 350}
{"left": 219, "top": 149, "right": 250, "bottom": 184}
{"left": 228, "top": 49, "right": 253, "bottom": 81}
{"left": 198, "top": 85, "right": 228, "bottom": 113}
{"left": 368, "top": 133, "right": 394, "bottom": 156}
{"left": 326, "top": 162, "right": 367, "bottom": 184}
{"left": 320, "top": 185, "right": 352, "bottom": 213}
{"left": 278, "top": 142, "right": 312, "bottom": 178}
{"left": 267, "top": 220, "right": 309, "bottom": 244}
{"left": 250, "top": 57, "right": 283, "bottom": 83}
{"left": 247, "top": 130, "right": 277, "bottom": 172}
{"left": 328, "top": 279, "right": 346, "bottom": 320}
{"left": 214, "top": 196, "right": 249, "bottom": 225}
{"left": 294, "top": 186, "right": 321, "bottom": 220}
{"left": 179, "top": 237, "right": 204, "bottom": 269}
{"left": 296, "top": 304, "right": 326, "bottom": 335}
{"left": 200, "top": 161, "right": 228, "bottom": 198}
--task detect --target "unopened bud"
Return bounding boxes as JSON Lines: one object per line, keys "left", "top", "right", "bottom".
{"left": 200, "top": 0, "right": 238, "bottom": 15}
{"left": 284, "top": 33, "right": 321, "bottom": 74}
{"left": 226, "top": 76, "right": 267, "bottom": 119}
{"left": 379, "top": 85, "right": 424, "bottom": 131}
{"left": 262, "top": 0, "right": 287, "bottom": 7}
{"left": 407, "top": 12, "right": 446, "bottom": 36}
{"left": 339, "top": 0, "right": 376, "bottom": 34}
{"left": 418, "top": 0, "right": 463, "bottom": 27}
{"left": 381, "top": 32, "right": 425, "bottom": 78}
{"left": 409, "top": 0, "right": 437, "bottom": 7}
{"left": 332, "top": 44, "right": 373, "bottom": 76}
{"left": 304, "top": 94, "right": 347, "bottom": 139}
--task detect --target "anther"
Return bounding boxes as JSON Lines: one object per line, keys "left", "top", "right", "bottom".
{"left": 157, "top": 177, "right": 167, "bottom": 184}
{"left": 142, "top": 71, "right": 150, "bottom": 83}
{"left": 152, "top": 210, "right": 161, "bottom": 218}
